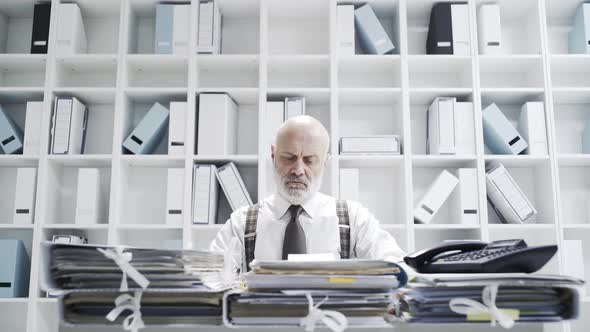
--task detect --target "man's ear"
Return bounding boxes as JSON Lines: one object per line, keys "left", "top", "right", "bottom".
{"left": 271, "top": 144, "right": 275, "bottom": 162}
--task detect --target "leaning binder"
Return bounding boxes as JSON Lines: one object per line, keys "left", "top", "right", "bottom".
{"left": 414, "top": 169, "right": 459, "bottom": 224}
{"left": 30, "top": 2, "right": 51, "bottom": 54}
{"left": 122, "top": 102, "right": 169, "bottom": 155}
{"left": 354, "top": 3, "right": 395, "bottom": 55}
{"left": 486, "top": 162, "right": 537, "bottom": 224}
{"left": 482, "top": 103, "right": 528, "bottom": 155}
{"left": 0, "top": 105, "right": 24, "bottom": 154}
{"left": 192, "top": 164, "right": 219, "bottom": 224}
{"left": 216, "top": 162, "right": 253, "bottom": 211}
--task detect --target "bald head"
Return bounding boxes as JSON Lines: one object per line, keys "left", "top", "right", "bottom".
{"left": 275, "top": 115, "right": 330, "bottom": 158}
{"left": 271, "top": 115, "right": 330, "bottom": 204}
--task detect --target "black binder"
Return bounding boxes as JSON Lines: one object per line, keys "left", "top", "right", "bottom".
{"left": 426, "top": 2, "right": 453, "bottom": 54}
{"left": 30, "top": 2, "right": 51, "bottom": 54}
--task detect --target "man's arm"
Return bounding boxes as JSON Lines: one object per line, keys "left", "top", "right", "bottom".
{"left": 349, "top": 201, "right": 407, "bottom": 263}
{"left": 209, "top": 208, "right": 248, "bottom": 273}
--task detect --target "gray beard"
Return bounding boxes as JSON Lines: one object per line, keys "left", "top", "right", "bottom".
{"left": 273, "top": 169, "right": 324, "bottom": 205}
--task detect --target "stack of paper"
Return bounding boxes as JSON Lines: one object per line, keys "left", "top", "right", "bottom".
{"left": 390, "top": 273, "right": 583, "bottom": 324}
{"left": 224, "top": 259, "right": 408, "bottom": 328}
{"left": 61, "top": 289, "right": 224, "bottom": 327}
{"left": 42, "top": 242, "right": 226, "bottom": 291}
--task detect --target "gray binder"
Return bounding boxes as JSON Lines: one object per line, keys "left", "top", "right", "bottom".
{"left": 0, "top": 105, "right": 24, "bottom": 154}
{"left": 122, "top": 102, "right": 170, "bottom": 155}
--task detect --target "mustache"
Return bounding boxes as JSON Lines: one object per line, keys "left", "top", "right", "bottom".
{"left": 283, "top": 175, "right": 309, "bottom": 185}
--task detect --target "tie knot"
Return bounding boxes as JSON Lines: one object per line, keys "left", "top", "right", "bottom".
{"left": 289, "top": 205, "right": 303, "bottom": 220}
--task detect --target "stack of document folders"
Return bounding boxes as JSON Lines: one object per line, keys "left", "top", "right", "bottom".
{"left": 224, "top": 259, "right": 408, "bottom": 328}
{"left": 41, "top": 242, "right": 229, "bottom": 328}
{"left": 390, "top": 273, "right": 583, "bottom": 324}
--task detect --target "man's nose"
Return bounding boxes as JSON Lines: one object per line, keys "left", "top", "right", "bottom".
{"left": 291, "top": 159, "right": 305, "bottom": 176}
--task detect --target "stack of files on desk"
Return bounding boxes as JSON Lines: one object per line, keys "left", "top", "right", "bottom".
{"left": 50, "top": 97, "right": 88, "bottom": 155}
{"left": 390, "top": 273, "right": 583, "bottom": 324}
{"left": 339, "top": 135, "right": 401, "bottom": 154}
{"left": 427, "top": 2, "right": 470, "bottom": 55}
{"left": 197, "top": 0, "right": 222, "bottom": 54}
{"left": 224, "top": 259, "right": 408, "bottom": 328}
{"left": 0, "top": 105, "right": 24, "bottom": 154}
{"left": 60, "top": 289, "right": 224, "bottom": 327}
{"left": 427, "top": 97, "right": 475, "bottom": 155}
{"left": 41, "top": 242, "right": 227, "bottom": 291}
{"left": 486, "top": 162, "right": 537, "bottom": 224}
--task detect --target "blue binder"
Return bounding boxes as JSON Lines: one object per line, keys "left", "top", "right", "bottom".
{"left": 569, "top": 3, "right": 590, "bottom": 54}
{"left": 122, "top": 102, "right": 170, "bottom": 155}
{"left": 482, "top": 103, "right": 528, "bottom": 155}
{"left": 354, "top": 4, "right": 395, "bottom": 55}
{"left": 0, "top": 240, "right": 30, "bottom": 298}
{"left": 155, "top": 4, "right": 174, "bottom": 54}
{"left": 0, "top": 105, "right": 24, "bottom": 154}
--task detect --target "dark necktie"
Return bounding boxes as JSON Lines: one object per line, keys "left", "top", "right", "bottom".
{"left": 282, "top": 205, "right": 307, "bottom": 259}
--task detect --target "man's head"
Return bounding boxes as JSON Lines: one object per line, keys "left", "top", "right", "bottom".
{"left": 271, "top": 115, "right": 330, "bottom": 205}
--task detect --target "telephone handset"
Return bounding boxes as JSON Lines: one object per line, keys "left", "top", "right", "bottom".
{"left": 404, "top": 239, "right": 557, "bottom": 273}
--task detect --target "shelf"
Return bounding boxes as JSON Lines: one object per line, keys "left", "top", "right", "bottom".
{"left": 484, "top": 155, "right": 550, "bottom": 167}
{"left": 479, "top": 56, "right": 544, "bottom": 89}
{"left": 46, "top": 155, "right": 112, "bottom": 167}
{"left": 0, "top": 155, "right": 39, "bottom": 167}
{"left": 338, "top": 155, "right": 404, "bottom": 168}
{"left": 120, "top": 155, "right": 185, "bottom": 167}
{"left": 197, "top": 55, "right": 259, "bottom": 88}
{"left": 0, "top": 224, "right": 34, "bottom": 230}
{"left": 216, "top": 0, "right": 260, "bottom": 55}
{"left": 268, "top": 55, "right": 330, "bottom": 88}
{"left": 414, "top": 224, "right": 481, "bottom": 230}
{"left": 558, "top": 155, "right": 590, "bottom": 167}
{"left": 412, "top": 155, "right": 477, "bottom": 168}
{"left": 116, "top": 224, "right": 183, "bottom": 230}
{"left": 197, "top": 88, "right": 259, "bottom": 105}
{"left": 339, "top": 56, "right": 401, "bottom": 88}
{"left": 487, "top": 223, "right": 556, "bottom": 230}
{"left": 126, "top": 55, "right": 188, "bottom": 88}
{"left": 54, "top": 55, "right": 117, "bottom": 88}
{"left": 0, "top": 54, "right": 46, "bottom": 88}
{"left": 408, "top": 55, "right": 472, "bottom": 89}
{"left": 193, "top": 155, "right": 259, "bottom": 166}
{"left": 409, "top": 88, "right": 473, "bottom": 104}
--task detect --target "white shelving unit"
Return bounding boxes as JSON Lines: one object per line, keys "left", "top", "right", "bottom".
{"left": 0, "top": 0, "right": 587, "bottom": 331}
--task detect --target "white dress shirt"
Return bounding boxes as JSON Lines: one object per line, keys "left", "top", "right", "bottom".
{"left": 209, "top": 192, "right": 407, "bottom": 272}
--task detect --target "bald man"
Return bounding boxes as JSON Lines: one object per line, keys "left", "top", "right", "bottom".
{"left": 210, "top": 115, "right": 406, "bottom": 273}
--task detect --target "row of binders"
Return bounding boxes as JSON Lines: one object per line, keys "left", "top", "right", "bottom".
{"left": 155, "top": 0, "right": 222, "bottom": 55}
{"left": 414, "top": 161, "right": 537, "bottom": 225}
{"left": 427, "top": 97, "right": 549, "bottom": 156}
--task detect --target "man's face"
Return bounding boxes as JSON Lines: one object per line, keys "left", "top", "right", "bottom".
{"left": 272, "top": 128, "right": 327, "bottom": 204}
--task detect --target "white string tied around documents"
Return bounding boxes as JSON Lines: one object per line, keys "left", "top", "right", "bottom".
{"left": 449, "top": 284, "right": 515, "bottom": 329}
{"left": 106, "top": 291, "right": 145, "bottom": 332}
{"left": 300, "top": 293, "right": 348, "bottom": 332}
{"left": 97, "top": 247, "right": 150, "bottom": 291}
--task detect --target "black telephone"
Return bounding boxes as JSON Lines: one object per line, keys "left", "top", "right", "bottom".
{"left": 404, "top": 239, "right": 557, "bottom": 273}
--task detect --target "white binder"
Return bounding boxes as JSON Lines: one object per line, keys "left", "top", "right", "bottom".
{"left": 51, "top": 97, "right": 87, "bottom": 155}
{"left": 23, "top": 101, "right": 43, "bottom": 155}
{"left": 414, "top": 170, "right": 459, "bottom": 224}
{"left": 192, "top": 164, "right": 219, "bottom": 224}
{"left": 198, "top": 93, "right": 238, "bottom": 155}
{"left": 265, "top": 101, "right": 284, "bottom": 149}
{"left": 168, "top": 101, "right": 186, "bottom": 156}
{"left": 454, "top": 101, "right": 475, "bottom": 155}
{"left": 518, "top": 102, "right": 547, "bottom": 156}
{"left": 197, "top": 0, "right": 222, "bottom": 54}
{"left": 450, "top": 168, "right": 479, "bottom": 225}
{"left": 337, "top": 5, "right": 355, "bottom": 56}
{"left": 13, "top": 168, "right": 37, "bottom": 225}
{"left": 166, "top": 168, "right": 185, "bottom": 226}
{"left": 216, "top": 162, "right": 253, "bottom": 211}
{"left": 477, "top": 4, "right": 502, "bottom": 54}
{"left": 173, "top": 4, "right": 190, "bottom": 55}
{"left": 486, "top": 162, "right": 536, "bottom": 224}
{"left": 284, "top": 97, "right": 305, "bottom": 120}
{"left": 451, "top": 4, "right": 470, "bottom": 56}
{"left": 75, "top": 168, "right": 103, "bottom": 225}
{"left": 56, "top": 3, "right": 87, "bottom": 55}
{"left": 428, "top": 97, "right": 456, "bottom": 155}
{"left": 339, "top": 168, "right": 359, "bottom": 202}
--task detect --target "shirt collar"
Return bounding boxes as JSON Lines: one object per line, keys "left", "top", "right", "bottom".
{"left": 269, "top": 192, "right": 324, "bottom": 220}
